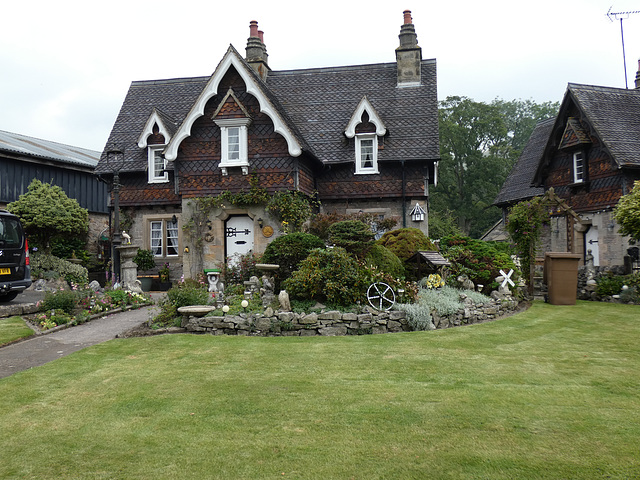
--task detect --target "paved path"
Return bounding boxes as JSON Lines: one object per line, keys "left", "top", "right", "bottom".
{"left": 0, "top": 304, "right": 160, "bottom": 379}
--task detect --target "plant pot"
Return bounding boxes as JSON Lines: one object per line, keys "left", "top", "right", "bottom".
{"left": 138, "top": 276, "right": 154, "bottom": 292}
{"left": 158, "top": 281, "right": 172, "bottom": 291}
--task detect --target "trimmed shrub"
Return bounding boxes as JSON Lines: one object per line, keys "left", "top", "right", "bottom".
{"left": 261, "top": 232, "right": 325, "bottom": 286}
{"left": 40, "top": 290, "right": 78, "bottom": 315}
{"left": 223, "top": 252, "right": 261, "bottom": 286}
{"left": 167, "top": 279, "right": 210, "bottom": 309}
{"left": 283, "top": 247, "right": 368, "bottom": 307}
{"left": 596, "top": 273, "right": 626, "bottom": 297}
{"left": 328, "top": 220, "right": 375, "bottom": 258}
{"left": 30, "top": 252, "right": 88, "bottom": 285}
{"left": 377, "top": 228, "right": 437, "bottom": 262}
{"left": 364, "top": 244, "right": 405, "bottom": 279}
{"left": 439, "top": 235, "right": 518, "bottom": 294}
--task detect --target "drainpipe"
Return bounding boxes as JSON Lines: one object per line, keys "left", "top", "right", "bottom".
{"left": 401, "top": 160, "right": 407, "bottom": 228}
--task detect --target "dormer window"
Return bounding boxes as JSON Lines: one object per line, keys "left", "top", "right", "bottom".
{"left": 148, "top": 146, "right": 168, "bottom": 183}
{"left": 345, "top": 96, "right": 386, "bottom": 176}
{"left": 356, "top": 134, "right": 379, "bottom": 174}
{"left": 573, "top": 151, "right": 585, "bottom": 183}
{"left": 214, "top": 118, "right": 251, "bottom": 175}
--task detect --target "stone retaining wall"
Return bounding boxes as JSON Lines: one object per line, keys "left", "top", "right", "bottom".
{"left": 182, "top": 294, "right": 522, "bottom": 336}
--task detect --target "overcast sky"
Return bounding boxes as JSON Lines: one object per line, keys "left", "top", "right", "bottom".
{"left": 1, "top": 0, "right": 639, "bottom": 152}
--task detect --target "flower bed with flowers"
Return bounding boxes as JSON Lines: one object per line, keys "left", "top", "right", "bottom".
{"left": 32, "top": 283, "right": 151, "bottom": 331}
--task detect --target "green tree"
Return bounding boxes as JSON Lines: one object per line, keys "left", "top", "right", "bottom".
{"left": 434, "top": 96, "right": 558, "bottom": 238}
{"left": 7, "top": 179, "right": 88, "bottom": 250}
{"left": 614, "top": 180, "right": 640, "bottom": 243}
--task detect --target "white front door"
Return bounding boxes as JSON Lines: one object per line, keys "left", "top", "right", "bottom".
{"left": 225, "top": 215, "right": 254, "bottom": 264}
{"left": 585, "top": 226, "right": 600, "bottom": 266}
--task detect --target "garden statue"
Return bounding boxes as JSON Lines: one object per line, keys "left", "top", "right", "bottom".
{"left": 585, "top": 249, "right": 596, "bottom": 285}
{"left": 122, "top": 231, "right": 131, "bottom": 244}
{"left": 206, "top": 271, "right": 224, "bottom": 294}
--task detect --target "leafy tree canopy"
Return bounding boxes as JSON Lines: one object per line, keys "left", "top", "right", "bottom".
{"left": 432, "top": 96, "right": 558, "bottom": 238}
{"left": 7, "top": 179, "right": 88, "bottom": 248}
{"left": 614, "top": 180, "right": 640, "bottom": 243}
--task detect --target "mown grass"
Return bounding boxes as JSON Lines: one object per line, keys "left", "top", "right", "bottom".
{"left": 0, "top": 316, "right": 33, "bottom": 346}
{"left": 0, "top": 301, "right": 639, "bottom": 479}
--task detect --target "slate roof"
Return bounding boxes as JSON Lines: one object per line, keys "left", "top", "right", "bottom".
{"left": 96, "top": 49, "right": 439, "bottom": 174}
{"left": 96, "top": 76, "right": 209, "bottom": 174}
{"left": 0, "top": 129, "right": 100, "bottom": 169}
{"left": 566, "top": 83, "right": 640, "bottom": 168}
{"left": 266, "top": 60, "right": 439, "bottom": 164}
{"left": 493, "top": 117, "right": 553, "bottom": 207}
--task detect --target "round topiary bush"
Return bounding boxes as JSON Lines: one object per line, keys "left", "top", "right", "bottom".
{"left": 364, "top": 244, "right": 405, "bottom": 279}
{"left": 283, "top": 247, "right": 367, "bottom": 307}
{"left": 261, "top": 232, "right": 326, "bottom": 287}
{"left": 376, "top": 228, "right": 437, "bottom": 262}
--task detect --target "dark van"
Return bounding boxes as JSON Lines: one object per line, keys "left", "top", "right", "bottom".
{"left": 0, "top": 210, "right": 31, "bottom": 302}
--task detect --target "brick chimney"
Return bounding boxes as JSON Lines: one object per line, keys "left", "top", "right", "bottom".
{"left": 635, "top": 59, "right": 640, "bottom": 89}
{"left": 396, "top": 10, "right": 422, "bottom": 86}
{"left": 245, "top": 20, "right": 269, "bottom": 81}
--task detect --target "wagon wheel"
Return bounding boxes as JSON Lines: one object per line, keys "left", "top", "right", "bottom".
{"left": 367, "top": 282, "right": 396, "bottom": 311}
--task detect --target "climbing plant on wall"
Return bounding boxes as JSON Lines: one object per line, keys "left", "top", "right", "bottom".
{"left": 505, "top": 196, "right": 549, "bottom": 293}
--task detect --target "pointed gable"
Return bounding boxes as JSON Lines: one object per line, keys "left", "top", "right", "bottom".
{"left": 164, "top": 46, "right": 302, "bottom": 161}
{"left": 212, "top": 88, "right": 252, "bottom": 121}
{"left": 558, "top": 117, "right": 591, "bottom": 150}
{"left": 345, "top": 96, "right": 387, "bottom": 138}
{"left": 137, "top": 108, "right": 176, "bottom": 148}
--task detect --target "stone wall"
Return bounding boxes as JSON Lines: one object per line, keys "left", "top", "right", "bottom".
{"left": 182, "top": 293, "right": 522, "bottom": 336}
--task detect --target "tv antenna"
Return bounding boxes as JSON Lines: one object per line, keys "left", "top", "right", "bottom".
{"left": 607, "top": 7, "right": 640, "bottom": 88}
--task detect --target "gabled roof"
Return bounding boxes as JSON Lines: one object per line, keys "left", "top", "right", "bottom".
{"left": 494, "top": 118, "right": 553, "bottom": 207}
{"left": 565, "top": 83, "right": 640, "bottom": 168}
{"left": 97, "top": 45, "right": 439, "bottom": 174}
{"left": 530, "top": 83, "right": 640, "bottom": 185}
{"left": 96, "top": 76, "right": 209, "bottom": 174}
{"left": 266, "top": 60, "right": 439, "bottom": 164}
{"left": 137, "top": 108, "right": 177, "bottom": 148}
{"left": 0, "top": 129, "right": 100, "bottom": 169}
{"left": 344, "top": 96, "right": 387, "bottom": 138}
{"left": 164, "top": 46, "right": 305, "bottom": 161}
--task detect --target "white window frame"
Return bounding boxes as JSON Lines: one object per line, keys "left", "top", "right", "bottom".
{"left": 573, "top": 151, "right": 585, "bottom": 183}
{"left": 215, "top": 118, "right": 251, "bottom": 175}
{"left": 149, "top": 217, "right": 179, "bottom": 258}
{"left": 148, "top": 146, "right": 168, "bottom": 183}
{"left": 355, "top": 134, "right": 379, "bottom": 174}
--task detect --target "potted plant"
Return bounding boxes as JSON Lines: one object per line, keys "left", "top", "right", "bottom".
{"left": 133, "top": 249, "right": 156, "bottom": 291}
{"left": 158, "top": 262, "right": 172, "bottom": 290}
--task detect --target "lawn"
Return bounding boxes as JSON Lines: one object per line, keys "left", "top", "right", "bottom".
{"left": 0, "top": 316, "right": 34, "bottom": 346}
{"left": 0, "top": 301, "right": 638, "bottom": 479}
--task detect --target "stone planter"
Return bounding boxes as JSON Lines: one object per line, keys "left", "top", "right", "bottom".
{"left": 137, "top": 276, "right": 155, "bottom": 292}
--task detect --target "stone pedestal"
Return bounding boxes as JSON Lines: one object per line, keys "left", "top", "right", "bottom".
{"left": 116, "top": 245, "right": 142, "bottom": 294}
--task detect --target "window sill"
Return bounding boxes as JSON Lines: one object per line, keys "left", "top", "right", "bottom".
{"left": 220, "top": 162, "right": 249, "bottom": 176}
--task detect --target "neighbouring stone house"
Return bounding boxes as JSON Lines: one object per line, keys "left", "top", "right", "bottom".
{"left": 0, "top": 129, "right": 109, "bottom": 257}
{"left": 95, "top": 11, "right": 440, "bottom": 282}
{"left": 495, "top": 69, "right": 640, "bottom": 268}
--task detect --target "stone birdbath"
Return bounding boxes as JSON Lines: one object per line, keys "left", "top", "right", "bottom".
{"left": 177, "top": 305, "right": 216, "bottom": 317}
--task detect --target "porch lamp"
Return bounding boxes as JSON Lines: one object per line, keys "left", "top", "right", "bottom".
{"left": 106, "top": 144, "right": 125, "bottom": 282}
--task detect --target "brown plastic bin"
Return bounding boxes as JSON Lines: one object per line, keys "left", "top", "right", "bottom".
{"left": 543, "top": 252, "right": 582, "bottom": 305}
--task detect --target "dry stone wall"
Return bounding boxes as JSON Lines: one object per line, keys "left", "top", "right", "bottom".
{"left": 181, "top": 294, "right": 522, "bottom": 336}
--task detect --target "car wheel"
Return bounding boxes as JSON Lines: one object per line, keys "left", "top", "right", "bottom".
{"left": 0, "top": 292, "right": 19, "bottom": 303}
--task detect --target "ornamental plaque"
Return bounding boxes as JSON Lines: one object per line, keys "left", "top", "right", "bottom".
{"left": 262, "top": 225, "right": 274, "bottom": 238}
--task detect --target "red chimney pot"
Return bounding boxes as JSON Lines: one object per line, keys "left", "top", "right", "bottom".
{"left": 249, "top": 20, "right": 259, "bottom": 38}
{"left": 258, "top": 30, "right": 264, "bottom": 43}
{"left": 403, "top": 10, "right": 412, "bottom": 25}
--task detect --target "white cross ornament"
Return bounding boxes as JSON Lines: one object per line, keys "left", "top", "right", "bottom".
{"left": 499, "top": 269, "right": 515, "bottom": 288}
